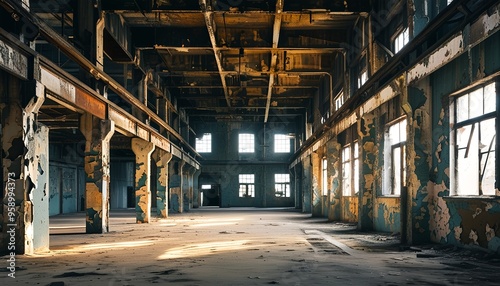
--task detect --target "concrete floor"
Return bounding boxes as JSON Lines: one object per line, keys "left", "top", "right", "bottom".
{"left": 3, "top": 208, "right": 500, "bottom": 285}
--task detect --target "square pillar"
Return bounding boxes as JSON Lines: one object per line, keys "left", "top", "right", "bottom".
{"left": 153, "top": 149, "right": 172, "bottom": 218}
{"left": 192, "top": 169, "right": 201, "bottom": 208}
{"left": 81, "top": 114, "right": 115, "bottom": 233}
{"left": 326, "top": 138, "right": 342, "bottom": 221}
{"left": 359, "top": 115, "right": 377, "bottom": 231}
{"left": 311, "top": 151, "right": 322, "bottom": 217}
{"left": 1, "top": 79, "right": 47, "bottom": 255}
{"left": 131, "top": 138, "right": 155, "bottom": 223}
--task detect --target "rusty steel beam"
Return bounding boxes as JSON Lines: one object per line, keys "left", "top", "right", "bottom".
{"left": 264, "top": 0, "right": 284, "bottom": 123}
{"left": 200, "top": 0, "right": 232, "bottom": 108}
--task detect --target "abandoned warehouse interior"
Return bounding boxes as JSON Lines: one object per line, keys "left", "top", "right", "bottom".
{"left": 0, "top": 0, "right": 500, "bottom": 273}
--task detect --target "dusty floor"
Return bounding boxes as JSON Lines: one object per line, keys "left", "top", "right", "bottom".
{"left": 2, "top": 207, "right": 500, "bottom": 285}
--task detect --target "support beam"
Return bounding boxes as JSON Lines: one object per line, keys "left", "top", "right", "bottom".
{"left": 131, "top": 138, "right": 155, "bottom": 223}
{"left": 264, "top": 0, "right": 284, "bottom": 123}
{"left": 200, "top": 1, "right": 231, "bottom": 108}
{"left": 81, "top": 114, "right": 115, "bottom": 233}
{"left": 153, "top": 149, "right": 172, "bottom": 218}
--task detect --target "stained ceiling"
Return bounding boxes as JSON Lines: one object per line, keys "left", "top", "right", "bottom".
{"left": 31, "top": 0, "right": 369, "bottom": 123}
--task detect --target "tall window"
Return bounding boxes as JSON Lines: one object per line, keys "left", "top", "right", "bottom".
{"left": 275, "top": 174, "right": 290, "bottom": 197}
{"left": 335, "top": 91, "right": 345, "bottom": 111}
{"left": 342, "top": 142, "right": 360, "bottom": 196}
{"left": 274, "top": 134, "right": 291, "bottom": 153}
{"left": 195, "top": 133, "right": 212, "bottom": 153}
{"left": 239, "top": 174, "right": 255, "bottom": 197}
{"left": 383, "top": 119, "right": 407, "bottom": 196}
{"left": 322, "top": 158, "right": 328, "bottom": 196}
{"left": 393, "top": 28, "right": 409, "bottom": 54}
{"left": 239, "top": 134, "right": 254, "bottom": 153}
{"left": 451, "top": 82, "right": 497, "bottom": 196}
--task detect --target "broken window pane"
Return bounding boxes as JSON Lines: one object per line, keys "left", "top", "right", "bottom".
{"left": 456, "top": 124, "right": 479, "bottom": 196}
{"left": 480, "top": 118, "right": 496, "bottom": 195}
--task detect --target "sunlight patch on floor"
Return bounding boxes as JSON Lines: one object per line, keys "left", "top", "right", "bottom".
{"left": 158, "top": 240, "right": 254, "bottom": 259}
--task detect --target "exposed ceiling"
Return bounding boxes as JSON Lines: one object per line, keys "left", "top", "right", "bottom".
{"left": 31, "top": 0, "right": 368, "bottom": 124}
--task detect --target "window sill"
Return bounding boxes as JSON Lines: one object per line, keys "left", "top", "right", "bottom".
{"left": 443, "top": 195, "right": 499, "bottom": 201}
{"left": 377, "top": 195, "right": 401, "bottom": 198}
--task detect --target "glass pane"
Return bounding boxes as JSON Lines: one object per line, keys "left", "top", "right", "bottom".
{"left": 354, "top": 159, "right": 359, "bottom": 195}
{"left": 469, "top": 88, "right": 484, "bottom": 118}
{"left": 484, "top": 83, "right": 496, "bottom": 114}
{"left": 480, "top": 119, "right": 496, "bottom": 152}
{"left": 248, "top": 185, "right": 255, "bottom": 197}
{"left": 456, "top": 94, "right": 469, "bottom": 123}
{"left": 400, "top": 119, "right": 407, "bottom": 142}
{"left": 392, "top": 146, "right": 401, "bottom": 195}
{"left": 239, "top": 185, "right": 246, "bottom": 197}
{"left": 456, "top": 125, "right": 472, "bottom": 149}
{"left": 456, "top": 126, "right": 479, "bottom": 195}
{"left": 481, "top": 149, "right": 496, "bottom": 196}
{"left": 389, "top": 123, "right": 399, "bottom": 145}
{"left": 354, "top": 142, "right": 359, "bottom": 158}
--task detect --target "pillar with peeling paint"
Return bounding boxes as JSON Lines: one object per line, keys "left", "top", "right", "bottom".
{"left": 326, "top": 138, "right": 342, "bottom": 221}
{"left": 192, "top": 169, "right": 201, "bottom": 208}
{"left": 311, "top": 151, "right": 322, "bottom": 217}
{"left": 81, "top": 113, "right": 115, "bottom": 233}
{"left": 131, "top": 138, "right": 155, "bottom": 223}
{"left": 153, "top": 149, "right": 172, "bottom": 218}
{"left": 302, "top": 156, "right": 312, "bottom": 213}
{"left": 182, "top": 162, "right": 191, "bottom": 212}
{"left": 359, "top": 115, "right": 377, "bottom": 230}
{"left": 1, "top": 78, "right": 49, "bottom": 255}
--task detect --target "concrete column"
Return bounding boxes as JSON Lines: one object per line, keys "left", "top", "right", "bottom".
{"left": 152, "top": 149, "right": 172, "bottom": 218}
{"left": 359, "top": 115, "right": 377, "bottom": 231}
{"left": 192, "top": 169, "right": 201, "bottom": 208}
{"left": 131, "top": 138, "right": 155, "bottom": 223}
{"left": 311, "top": 151, "right": 322, "bottom": 217}
{"left": 186, "top": 167, "right": 197, "bottom": 210}
{"left": 81, "top": 114, "right": 115, "bottom": 234}
{"left": 182, "top": 162, "right": 191, "bottom": 212}
{"left": 302, "top": 156, "right": 312, "bottom": 213}
{"left": 178, "top": 161, "right": 186, "bottom": 213}
{"left": 1, "top": 79, "right": 48, "bottom": 255}
{"left": 326, "top": 138, "right": 342, "bottom": 221}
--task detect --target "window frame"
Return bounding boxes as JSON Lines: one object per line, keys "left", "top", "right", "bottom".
{"left": 342, "top": 141, "right": 360, "bottom": 197}
{"left": 274, "top": 134, "right": 291, "bottom": 153}
{"left": 382, "top": 118, "right": 407, "bottom": 196}
{"left": 195, "top": 133, "right": 212, "bottom": 153}
{"left": 392, "top": 27, "right": 409, "bottom": 54}
{"left": 238, "top": 133, "right": 255, "bottom": 153}
{"left": 239, "top": 174, "right": 255, "bottom": 197}
{"left": 450, "top": 82, "right": 498, "bottom": 196}
{"left": 274, "top": 174, "right": 291, "bottom": 198}
{"left": 322, "top": 158, "right": 328, "bottom": 196}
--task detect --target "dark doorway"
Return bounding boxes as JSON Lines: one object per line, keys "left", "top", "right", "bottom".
{"left": 203, "top": 185, "right": 221, "bottom": 207}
